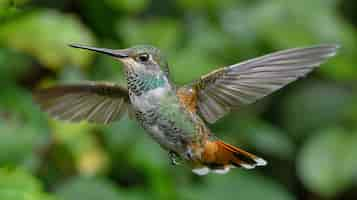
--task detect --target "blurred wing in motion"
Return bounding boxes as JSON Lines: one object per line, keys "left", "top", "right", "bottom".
{"left": 181, "top": 44, "right": 339, "bottom": 123}
{"left": 33, "top": 82, "right": 130, "bottom": 124}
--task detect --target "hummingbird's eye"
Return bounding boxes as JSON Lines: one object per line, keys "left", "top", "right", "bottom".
{"left": 136, "top": 53, "right": 150, "bottom": 63}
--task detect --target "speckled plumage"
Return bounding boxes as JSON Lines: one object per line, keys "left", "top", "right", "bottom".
{"left": 34, "top": 43, "right": 339, "bottom": 175}
{"left": 126, "top": 68, "right": 203, "bottom": 157}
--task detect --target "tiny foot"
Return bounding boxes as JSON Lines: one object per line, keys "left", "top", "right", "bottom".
{"left": 169, "top": 151, "right": 181, "bottom": 165}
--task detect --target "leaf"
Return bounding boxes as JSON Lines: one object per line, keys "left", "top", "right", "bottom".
{"left": 0, "top": 10, "right": 95, "bottom": 70}
{"left": 117, "top": 18, "right": 182, "bottom": 52}
{"left": 0, "top": 168, "right": 56, "bottom": 200}
{"left": 297, "top": 128, "right": 357, "bottom": 197}
{"left": 245, "top": 120, "right": 295, "bottom": 159}
{"left": 170, "top": 47, "right": 219, "bottom": 84}
{"left": 180, "top": 171, "right": 295, "bottom": 200}
{"left": 280, "top": 82, "right": 352, "bottom": 138}
{"left": 55, "top": 177, "right": 120, "bottom": 200}
{"left": 0, "top": 85, "right": 50, "bottom": 169}
{"left": 0, "top": 0, "right": 29, "bottom": 18}
{"left": 0, "top": 48, "right": 32, "bottom": 82}
{"left": 0, "top": 119, "right": 43, "bottom": 166}
{"left": 0, "top": 0, "right": 28, "bottom": 7}
{"left": 102, "top": 116, "right": 147, "bottom": 155}
{"left": 104, "top": 0, "right": 148, "bottom": 13}
{"left": 50, "top": 121, "right": 109, "bottom": 176}
{"left": 55, "top": 177, "right": 150, "bottom": 200}
{"left": 176, "top": 0, "right": 236, "bottom": 10}
{"left": 220, "top": 0, "right": 357, "bottom": 80}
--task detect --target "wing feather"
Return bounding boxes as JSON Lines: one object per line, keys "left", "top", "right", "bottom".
{"left": 33, "top": 82, "right": 130, "bottom": 124}
{"left": 181, "top": 44, "right": 339, "bottom": 123}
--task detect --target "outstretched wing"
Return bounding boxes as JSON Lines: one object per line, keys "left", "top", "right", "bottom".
{"left": 180, "top": 44, "right": 339, "bottom": 123}
{"left": 33, "top": 82, "right": 130, "bottom": 124}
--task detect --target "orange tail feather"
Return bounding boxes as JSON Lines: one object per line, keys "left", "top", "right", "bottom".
{"left": 193, "top": 140, "right": 267, "bottom": 175}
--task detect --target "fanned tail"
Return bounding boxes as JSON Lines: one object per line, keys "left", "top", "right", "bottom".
{"left": 192, "top": 140, "right": 267, "bottom": 175}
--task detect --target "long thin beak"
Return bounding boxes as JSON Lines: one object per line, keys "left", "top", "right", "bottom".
{"left": 69, "top": 43, "right": 129, "bottom": 58}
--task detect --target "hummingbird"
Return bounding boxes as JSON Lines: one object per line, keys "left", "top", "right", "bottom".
{"left": 33, "top": 43, "right": 338, "bottom": 175}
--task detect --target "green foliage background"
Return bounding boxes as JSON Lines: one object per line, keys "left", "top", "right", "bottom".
{"left": 0, "top": 0, "right": 357, "bottom": 199}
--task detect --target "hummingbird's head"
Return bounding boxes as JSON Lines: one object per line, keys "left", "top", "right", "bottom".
{"left": 69, "top": 44, "right": 169, "bottom": 74}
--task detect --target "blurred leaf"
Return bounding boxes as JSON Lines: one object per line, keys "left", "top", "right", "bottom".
{"left": 0, "top": 118, "right": 45, "bottom": 167}
{"left": 177, "top": 0, "right": 236, "bottom": 10}
{"left": 0, "top": 48, "right": 31, "bottom": 82}
{"left": 280, "top": 82, "right": 352, "bottom": 138}
{"left": 245, "top": 120, "right": 295, "bottom": 159}
{"left": 0, "top": 10, "right": 95, "bottom": 70}
{"left": 187, "top": 18, "right": 234, "bottom": 53}
{"left": 170, "top": 47, "right": 219, "bottom": 84}
{"left": 221, "top": 0, "right": 357, "bottom": 80}
{"left": 55, "top": 177, "right": 120, "bottom": 200}
{"left": 343, "top": 94, "right": 357, "bottom": 127}
{"left": 103, "top": 116, "right": 146, "bottom": 154}
{"left": 0, "top": 0, "right": 28, "bottom": 7}
{"left": 0, "top": 168, "right": 56, "bottom": 200}
{"left": 117, "top": 18, "right": 182, "bottom": 51}
{"left": 128, "top": 137, "right": 168, "bottom": 171}
{"left": 58, "top": 66, "right": 87, "bottom": 83}
{"left": 297, "top": 127, "right": 357, "bottom": 197}
{"left": 55, "top": 177, "right": 149, "bottom": 200}
{"left": 104, "top": 0, "right": 148, "bottom": 13}
{"left": 0, "top": 84, "right": 41, "bottom": 120}
{"left": 50, "top": 122, "right": 109, "bottom": 176}
{"left": 0, "top": 85, "right": 49, "bottom": 169}
{"left": 181, "top": 171, "right": 295, "bottom": 200}
{"left": 0, "top": 0, "right": 29, "bottom": 20}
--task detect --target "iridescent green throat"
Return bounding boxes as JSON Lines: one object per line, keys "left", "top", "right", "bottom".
{"left": 141, "top": 73, "right": 166, "bottom": 91}
{"left": 127, "top": 72, "right": 167, "bottom": 96}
